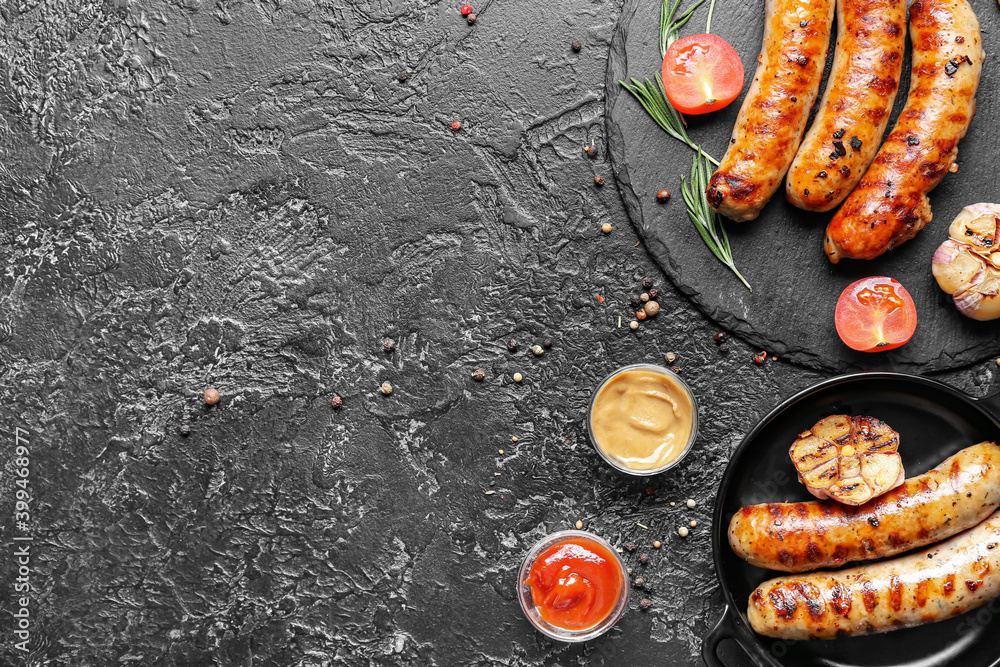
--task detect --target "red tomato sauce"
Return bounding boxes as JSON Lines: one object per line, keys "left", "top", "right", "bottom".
{"left": 527, "top": 537, "right": 624, "bottom": 631}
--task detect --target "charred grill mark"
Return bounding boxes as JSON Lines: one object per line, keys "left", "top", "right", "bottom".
{"left": 914, "top": 578, "right": 931, "bottom": 608}
{"left": 830, "top": 582, "right": 852, "bottom": 617}
{"left": 724, "top": 174, "right": 757, "bottom": 201}
{"left": 770, "top": 587, "right": 798, "bottom": 619}
{"left": 860, "top": 577, "right": 878, "bottom": 612}
{"left": 806, "top": 542, "right": 822, "bottom": 562}
{"left": 868, "top": 76, "right": 898, "bottom": 96}
{"left": 791, "top": 582, "right": 826, "bottom": 621}
{"left": 889, "top": 575, "right": 903, "bottom": 611}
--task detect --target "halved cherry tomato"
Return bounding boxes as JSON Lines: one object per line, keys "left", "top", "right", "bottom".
{"left": 834, "top": 277, "right": 917, "bottom": 352}
{"left": 661, "top": 34, "right": 744, "bottom": 115}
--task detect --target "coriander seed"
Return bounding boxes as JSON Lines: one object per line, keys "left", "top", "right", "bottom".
{"left": 380, "top": 381, "right": 393, "bottom": 395}
{"left": 686, "top": 499, "right": 696, "bottom": 508}
{"left": 602, "top": 222, "right": 612, "bottom": 234}
{"left": 678, "top": 526, "right": 689, "bottom": 537}
{"left": 531, "top": 344, "right": 543, "bottom": 356}
{"left": 204, "top": 388, "right": 220, "bottom": 405}
{"left": 513, "top": 372, "right": 523, "bottom": 382}
{"left": 629, "top": 320, "right": 639, "bottom": 331}
{"left": 575, "top": 519, "right": 583, "bottom": 529}
{"left": 640, "top": 292, "right": 649, "bottom": 302}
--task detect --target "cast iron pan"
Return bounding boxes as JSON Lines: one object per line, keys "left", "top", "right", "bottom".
{"left": 704, "top": 372, "right": 1000, "bottom": 667}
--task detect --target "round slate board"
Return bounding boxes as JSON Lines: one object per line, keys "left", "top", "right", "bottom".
{"left": 606, "top": 0, "right": 1000, "bottom": 372}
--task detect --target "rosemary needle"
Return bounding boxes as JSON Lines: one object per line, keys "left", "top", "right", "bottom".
{"left": 681, "top": 147, "right": 751, "bottom": 291}
{"left": 661, "top": 0, "right": 706, "bottom": 56}
{"left": 619, "top": 74, "right": 719, "bottom": 166}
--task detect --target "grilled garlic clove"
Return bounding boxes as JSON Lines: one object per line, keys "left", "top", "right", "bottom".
{"left": 949, "top": 204, "right": 1000, "bottom": 251}
{"left": 934, "top": 204, "right": 1000, "bottom": 321}
{"left": 933, "top": 240, "right": 984, "bottom": 294}
{"left": 954, "top": 270, "right": 1000, "bottom": 321}
{"left": 789, "top": 415, "right": 904, "bottom": 506}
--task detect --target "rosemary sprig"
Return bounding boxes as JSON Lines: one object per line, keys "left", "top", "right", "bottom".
{"left": 660, "top": 0, "right": 705, "bottom": 56}
{"left": 619, "top": 74, "right": 719, "bottom": 166}
{"left": 681, "top": 147, "right": 751, "bottom": 291}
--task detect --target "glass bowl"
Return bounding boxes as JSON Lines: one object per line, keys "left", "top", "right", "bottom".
{"left": 587, "top": 363, "right": 700, "bottom": 476}
{"left": 517, "top": 530, "right": 630, "bottom": 642}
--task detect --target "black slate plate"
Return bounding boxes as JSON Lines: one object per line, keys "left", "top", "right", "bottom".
{"left": 606, "top": 0, "right": 1000, "bottom": 372}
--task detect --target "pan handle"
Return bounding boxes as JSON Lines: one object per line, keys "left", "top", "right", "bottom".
{"left": 703, "top": 605, "right": 758, "bottom": 667}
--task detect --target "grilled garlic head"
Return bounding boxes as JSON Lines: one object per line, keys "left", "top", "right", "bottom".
{"left": 932, "top": 204, "right": 1000, "bottom": 321}
{"left": 789, "top": 415, "right": 904, "bottom": 506}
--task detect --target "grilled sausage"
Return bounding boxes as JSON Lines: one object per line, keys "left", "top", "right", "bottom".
{"left": 824, "top": 0, "right": 984, "bottom": 262}
{"left": 706, "top": 0, "right": 835, "bottom": 222}
{"left": 729, "top": 442, "right": 1000, "bottom": 573}
{"left": 785, "top": 0, "right": 907, "bottom": 211}
{"left": 748, "top": 509, "right": 1000, "bottom": 639}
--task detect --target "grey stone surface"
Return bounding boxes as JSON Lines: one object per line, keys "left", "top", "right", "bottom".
{"left": 0, "top": 1, "right": 997, "bottom": 665}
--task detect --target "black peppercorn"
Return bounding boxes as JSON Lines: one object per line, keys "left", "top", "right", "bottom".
{"left": 714, "top": 331, "right": 727, "bottom": 343}
{"left": 647, "top": 288, "right": 659, "bottom": 300}
{"left": 594, "top": 175, "right": 605, "bottom": 186}
{"left": 467, "top": 13, "right": 476, "bottom": 24}
{"left": 542, "top": 338, "right": 552, "bottom": 349}
{"left": 719, "top": 343, "right": 730, "bottom": 354}
{"left": 639, "top": 598, "right": 652, "bottom": 610}
{"left": 331, "top": 396, "right": 343, "bottom": 409}
{"left": 398, "top": 72, "right": 408, "bottom": 82}
{"left": 630, "top": 294, "right": 643, "bottom": 308}
{"left": 638, "top": 553, "right": 649, "bottom": 564}
{"left": 635, "top": 577, "right": 645, "bottom": 588}
{"left": 642, "top": 277, "right": 654, "bottom": 290}
{"left": 178, "top": 424, "right": 191, "bottom": 436}
{"left": 625, "top": 541, "right": 636, "bottom": 552}
{"left": 571, "top": 40, "right": 582, "bottom": 52}
{"left": 383, "top": 338, "right": 396, "bottom": 352}
{"left": 584, "top": 144, "right": 597, "bottom": 158}
{"left": 472, "top": 369, "right": 485, "bottom": 382}
{"left": 671, "top": 365, "right": 682, "bottom": 374}
{"left": 507, "top": 339, "right": 519, "bottom": 352}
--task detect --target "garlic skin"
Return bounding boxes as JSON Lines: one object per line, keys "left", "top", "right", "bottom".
{"left": 933, "top": 204, "right": 1000, "bottom": 321}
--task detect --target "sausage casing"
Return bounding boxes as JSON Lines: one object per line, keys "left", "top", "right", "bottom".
{"left": 706, "top": 0, "right": 835, "bottom": 222}
{"left": 748, "top": 509, "right": 1000, "bottom": 639}
{"left": 824, "top": 0, "right": 985, "bottom": 262}
{"left": 728, "top": 442, "right": 1000, "bottom": 573}
{"left": 785, "top": 0, "right": 907, "bottom": 211}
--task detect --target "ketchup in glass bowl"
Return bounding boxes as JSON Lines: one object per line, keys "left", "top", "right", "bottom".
{"left": 517, "top": 531, "right": 629, "bottom": 641}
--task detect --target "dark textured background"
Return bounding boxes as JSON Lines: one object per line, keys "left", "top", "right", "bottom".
{"left": 0, "top": 1, "right": 998, "bottom": 665}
